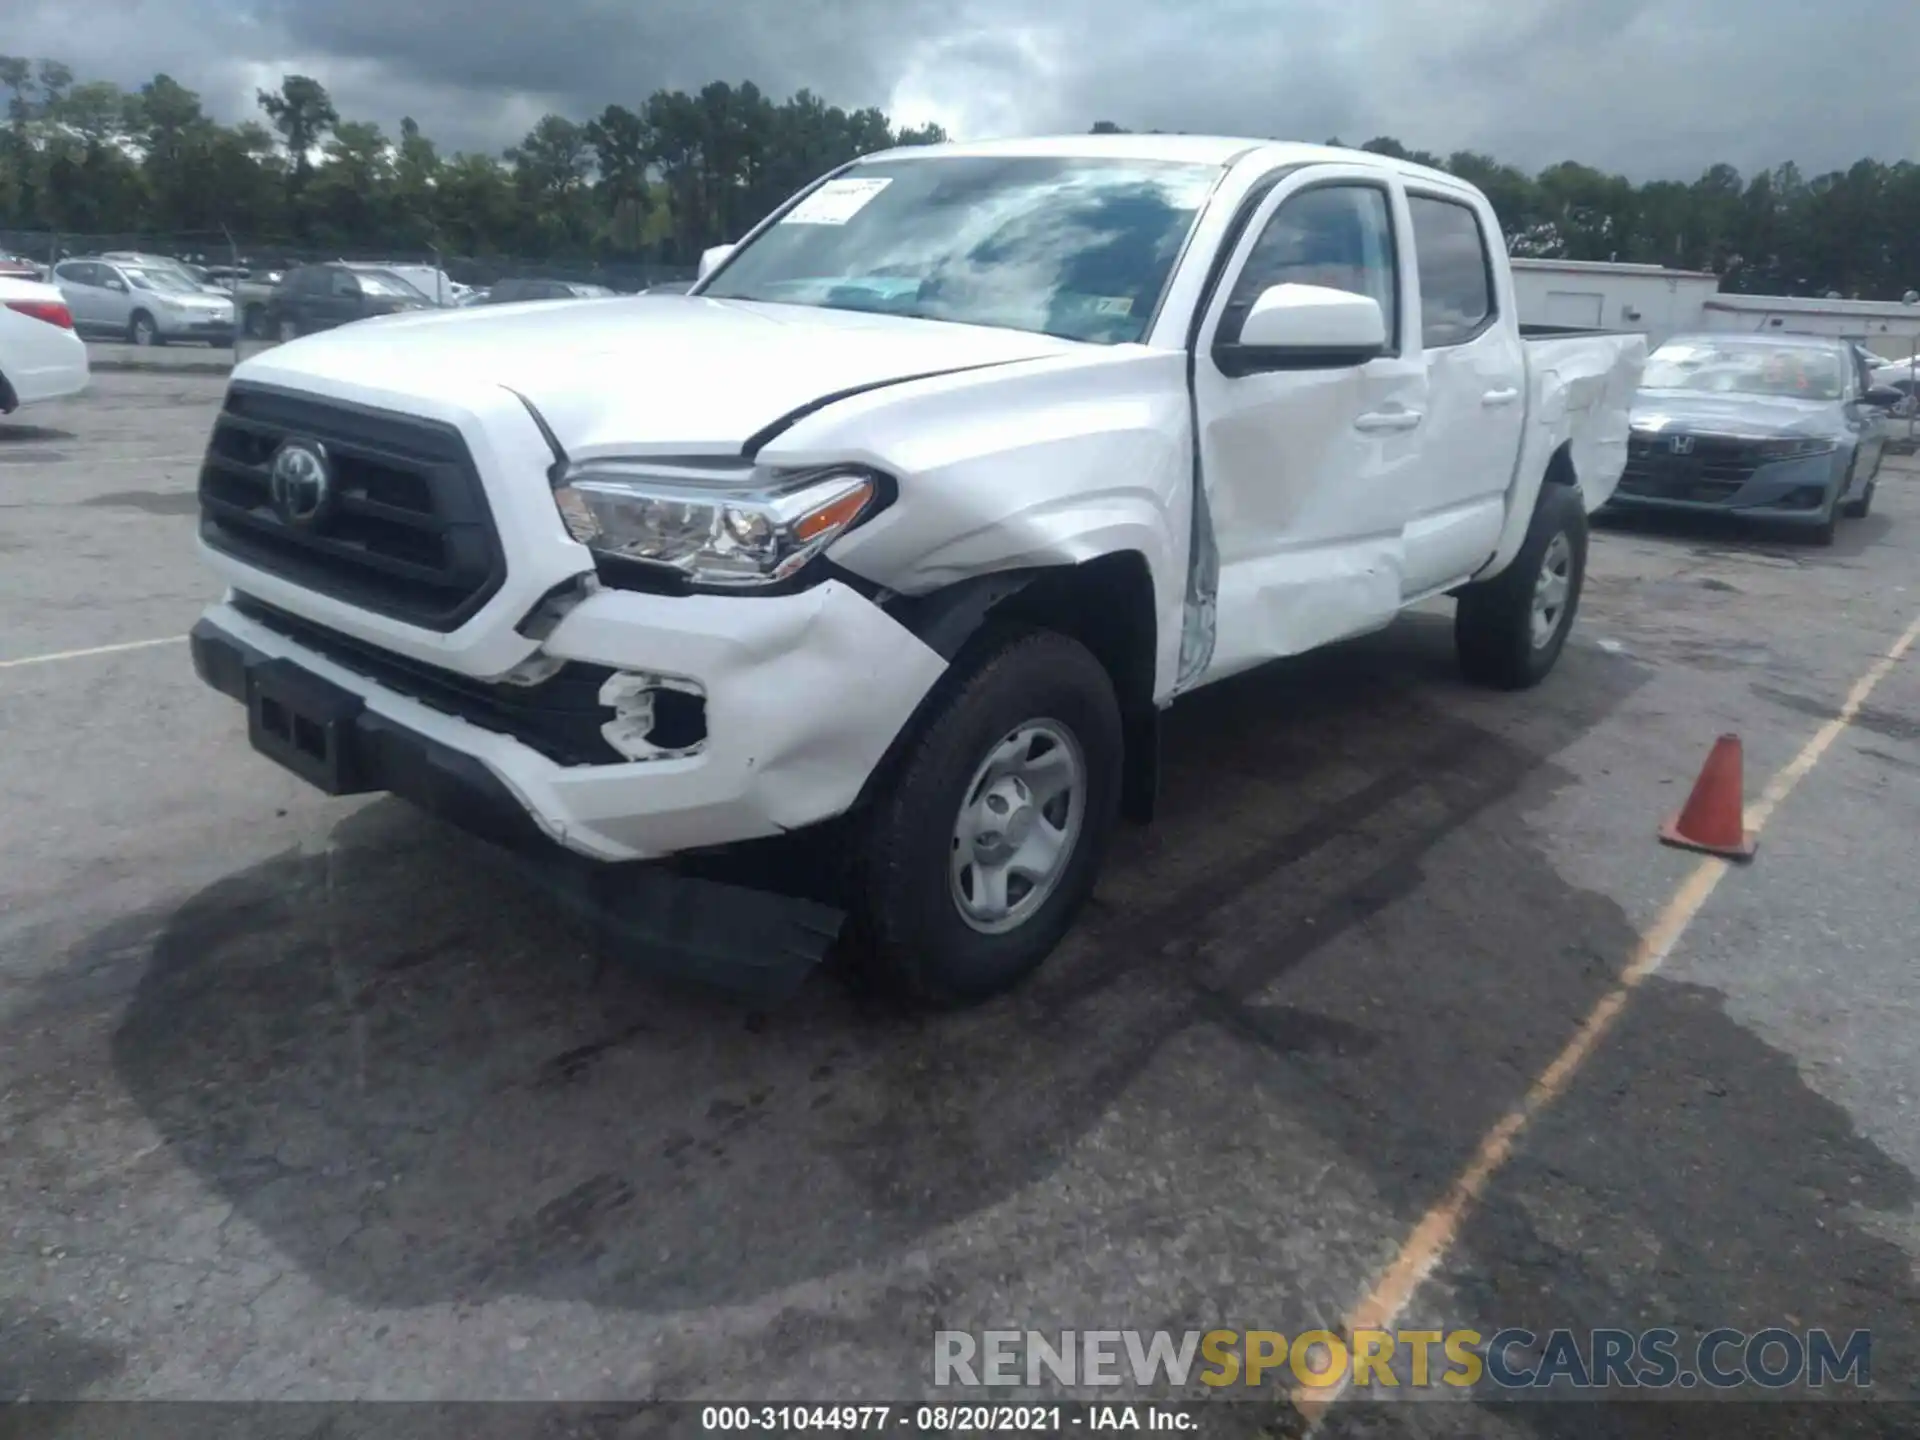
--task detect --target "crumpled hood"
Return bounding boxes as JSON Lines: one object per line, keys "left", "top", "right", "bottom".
{"left": 234, "top": 295, "right": 1084, "bottom": 457}
{"left": 1630, "top": 390, "right": 1845, "bottom": 441}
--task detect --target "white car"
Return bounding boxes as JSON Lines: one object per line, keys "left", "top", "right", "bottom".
{"left": 187, "top": 134, "right": 1644, "bottom": 1004}
{"left": 52, "top": 257, "right": 236, "bottom": 346}
{"left": 0, "top": 275, "right": 88, "bottom": 413}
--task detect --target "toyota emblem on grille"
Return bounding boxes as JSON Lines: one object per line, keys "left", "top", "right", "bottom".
{"left": 269, "top": 439, "right": 332, "bottom": 525}
{"left": 1668, "top": 434, "right": 1695, "bottom": 455}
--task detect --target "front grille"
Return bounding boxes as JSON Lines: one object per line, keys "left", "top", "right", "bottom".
{"left": 1620, "top": 433, "right": 1765, "bottom": 501}
{"left": 233, "top": 595, "right": 624, "bottom": 766}
{"left": 199, "top": 383, "right": 506, "bottom": 632}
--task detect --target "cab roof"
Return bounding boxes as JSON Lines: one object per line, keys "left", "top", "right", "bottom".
{"left": 855, "top": 133, "right": 1462, "bottom": 189}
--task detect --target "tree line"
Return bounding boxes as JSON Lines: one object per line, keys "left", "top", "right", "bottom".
{"left": 2, "top": 55, "right": 1916, "bottom": 301}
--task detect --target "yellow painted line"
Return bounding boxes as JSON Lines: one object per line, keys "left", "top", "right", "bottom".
{"left": 0, "top": 635, "right": 186, "bottom": 670}
{"left": 1297, "top": 606, "right": 1920, "bottom": 1427}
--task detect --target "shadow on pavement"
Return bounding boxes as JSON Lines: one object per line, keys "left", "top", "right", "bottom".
{"left": 34, "top": 609, "right": 1911, "bottom": 1416}
{"left": 1595, "top": 506, "right": 1894, "bottom": 564}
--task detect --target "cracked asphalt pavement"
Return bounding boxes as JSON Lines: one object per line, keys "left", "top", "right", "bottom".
{"left": 2, "top": 374, "right": 1918, "bottom": 1437}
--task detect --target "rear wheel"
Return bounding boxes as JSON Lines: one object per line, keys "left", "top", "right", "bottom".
{"left": 1456, "top": 482, "right": 1589, "bottom": 690}
{"left": 854, "top": 627, "right": 1122, "bottom": 1006}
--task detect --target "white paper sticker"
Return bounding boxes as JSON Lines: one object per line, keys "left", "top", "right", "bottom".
{"left": 782, "top": 177, "right": 893, "bottom": 226}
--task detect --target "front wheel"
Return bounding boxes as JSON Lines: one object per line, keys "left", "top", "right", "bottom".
{"left": 277, "top": 316, "right": 300, "bottom": 343}
{"left": 1842, "top": 457, "right": 1874, "bottom": 519}
{"left": 1456, "top": 482, "right": 1589, "bottom": 690}
{"left": 128, "top": 311, "right": 158, "bottom": 347}
{"left": 854, "top": 627, "right": 1123, "bottom": 1006}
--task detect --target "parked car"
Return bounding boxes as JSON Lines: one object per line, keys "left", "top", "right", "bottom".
{"left": 1607, "top": 333, "right": 1901, "bottom": 540}
{"left": 0, "top": 275, "right": 88, "bottom": 413}
{"left": 0, "top": 252, "right": 44, "bottom": 281}
{"left": 475, "top": 278, "right": 619, "bottom": 303}
{"left": 262, "top": 263, "right": 435, "bottom": 340}
{"left": 97, "top": 251, "right": 230, "bottom": 295}
{"left": 354, "top": 263, "right": 464, "bottom": 307}
{"left": 52, "top": 256, "right": 236, "bottom": 346}
{"left": 1868, "top": 355, "right": 1919, "bottom": 417}
{"left": 640, "top": 280, "right": 695, "bottom": 295}
{"left": 230, "top": 269, "right": 286, "bottom": 337}
{"left": 188, "top": 135, "right": 1644, "bottom": 1005}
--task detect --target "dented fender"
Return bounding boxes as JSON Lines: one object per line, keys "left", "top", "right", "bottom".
{"left": 771, "top": 347, "right": 1196, "bottom": 702}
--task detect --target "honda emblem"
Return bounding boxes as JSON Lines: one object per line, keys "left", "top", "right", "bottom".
{"left": 1668, "top": 434, "right": 1695, "bottom": 455}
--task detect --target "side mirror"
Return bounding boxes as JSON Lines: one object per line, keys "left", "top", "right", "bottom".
{"left": 1216, "top": 283, "right": 1386, "bottom": 376}
{"left": 1863, "top": 385, "right": 1905, "bottom": 410}
{"left": 107, "top": 278, "right": 128, "bottom": 293}
{"left": 697, "top": 243, "right": 735, "bottom": 281}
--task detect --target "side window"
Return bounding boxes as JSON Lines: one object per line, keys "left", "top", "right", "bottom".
{"left": 288, "top": 268, "right": 319, "bottom": 295}
{"left": 1222, "top": 184, "right": 1397, "bottom": 348}
{"left": 1407, "top": 195, "right": 1495, "bottom": 347}
{"left": 329, "top": 270, "right": 361, "bottom": 297}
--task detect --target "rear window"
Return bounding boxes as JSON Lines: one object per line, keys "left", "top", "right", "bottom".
{"left": 1408, "top": 195, "right": 1495, "bottom": 347}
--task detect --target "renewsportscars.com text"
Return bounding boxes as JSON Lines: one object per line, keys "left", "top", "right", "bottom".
{"left": 934, "top": 1327, "right": 1871, "bottom": 1391}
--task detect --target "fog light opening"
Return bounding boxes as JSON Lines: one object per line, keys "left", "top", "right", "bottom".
{"left": 599, "top": 672, "right": 709, "bottom": 761}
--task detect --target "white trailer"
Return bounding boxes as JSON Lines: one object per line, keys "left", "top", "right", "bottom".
{"left": 1511, "top": 259, "right": 1719, "bottom": 346}
{"left": 1699, "top": 293, "right": 1920, "bottom": 363}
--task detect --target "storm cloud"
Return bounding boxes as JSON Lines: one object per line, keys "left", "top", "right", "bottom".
{"left": 5, "top": 0, "right": 1908, "bottom": 179}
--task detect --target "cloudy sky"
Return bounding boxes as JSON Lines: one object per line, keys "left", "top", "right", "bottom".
{"left": 6, "top": 0, "right": 1912, "bottom": 181}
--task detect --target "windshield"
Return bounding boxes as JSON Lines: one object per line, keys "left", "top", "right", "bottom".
{"left": 125, "top": 267, "right": 202, "bottom": 295}
{"left": 703, "top": 155, "right": 1221, "bottom": 345}
{"left": 354, "top": 269, "right": 429, "bottom": 300}
{"left": 1642, "top": 340, "right": 1847, "bottom": 402}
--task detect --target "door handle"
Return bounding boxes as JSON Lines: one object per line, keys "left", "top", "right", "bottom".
{"left": 1482, "top": 387, "right": 1521, "bottom": 406}
{"left": 1354, "top": 410, "right": 1424, "bottom": 434}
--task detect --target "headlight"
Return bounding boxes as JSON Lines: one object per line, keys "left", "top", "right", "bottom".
{"left": 552, "top": 460, "right": 883, "bottom": 588}
{"left": 1755, "top": 437, "right": 1837, "bottom": 460}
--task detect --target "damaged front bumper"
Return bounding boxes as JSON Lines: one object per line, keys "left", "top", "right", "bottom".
{"left": 189, "top": 579, "right": 948, "bottom": 998}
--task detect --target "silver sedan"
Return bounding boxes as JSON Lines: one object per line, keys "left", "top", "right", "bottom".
{"left": 1605, "top": 333, "right": 1902, "bottom": 543}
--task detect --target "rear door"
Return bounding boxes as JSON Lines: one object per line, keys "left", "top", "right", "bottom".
{"left": 53, "top": 262, "right": 104, "bottom": 329}
{"left": 318, "top": 269, "right": 364, "bottom": 328}
{"left": 1400, "top": 187, "right": 1527, "bottom": 594}
{"left": 1189, "top": 164, "right": 1430, "bottom": 680}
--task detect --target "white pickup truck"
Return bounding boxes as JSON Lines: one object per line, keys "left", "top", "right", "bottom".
{"left": 189, "top": 135, "right": 1645, "bottom": 1004}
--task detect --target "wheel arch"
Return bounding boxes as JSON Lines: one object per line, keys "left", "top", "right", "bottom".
{"left": 874, "top": 550, "right": 1162, "bottom": 823}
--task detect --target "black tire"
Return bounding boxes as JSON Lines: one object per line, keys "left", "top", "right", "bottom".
{"left": 277, "top": 315, "right": 300, "bottom": 343}
{"left": 1456, "top": 481, "right": 1589, "bottom": 690}
{"left": 855, "top": 627, "right": 1123, "bottom": 1006}
{"left": 1810, "top": 469, "right": 1845, "bottom": 543}
{"left": 128, "top": 311, "right": 158, "bottom": 347}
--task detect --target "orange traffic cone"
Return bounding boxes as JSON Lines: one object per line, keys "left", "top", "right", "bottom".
{"left": 1659, "top": 733, "right": 1757, "bottom": 861}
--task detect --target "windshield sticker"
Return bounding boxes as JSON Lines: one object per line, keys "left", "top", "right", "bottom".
{"left": 782, "top": 177, "right": 893, "bottom": 226}
{"left": 1090, "top": 296, "right": 1134, "bottom": 316}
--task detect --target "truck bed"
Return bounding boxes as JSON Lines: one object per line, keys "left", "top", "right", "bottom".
{"left": 1519, "top": 329, "right": 1648, "bottom": 515}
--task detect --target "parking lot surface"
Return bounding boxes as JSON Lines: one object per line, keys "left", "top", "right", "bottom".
{"left": 3, "top": 373, "right": 1918, "bottom": 1434}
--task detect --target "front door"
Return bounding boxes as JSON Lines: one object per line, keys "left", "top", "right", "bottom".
{"left": 1189, "top": 166, "right": 1430, "bottom": 682}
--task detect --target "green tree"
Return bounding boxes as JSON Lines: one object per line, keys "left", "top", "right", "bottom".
{"left": 257, "top": 73, "right": 339, "bottom": 226}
